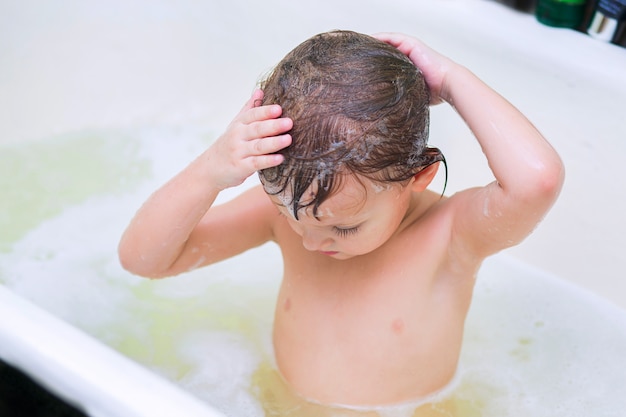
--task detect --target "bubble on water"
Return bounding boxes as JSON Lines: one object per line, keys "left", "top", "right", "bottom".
{"left": 177, "top": 331, "right": 265, "bottom": 417}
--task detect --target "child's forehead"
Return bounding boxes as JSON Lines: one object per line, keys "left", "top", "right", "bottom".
{"left": 316, "top": 179, "right": 367, "bottom": 214}
{"left": 270, "top": 175, "right": 396, "bottom": 220}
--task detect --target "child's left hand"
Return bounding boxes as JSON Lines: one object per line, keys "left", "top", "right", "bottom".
{"left": 373, "top": 32, "right": 455, "bottom": 106}
{"left": 375, "top": 31, "right": 564, "bottom": 260}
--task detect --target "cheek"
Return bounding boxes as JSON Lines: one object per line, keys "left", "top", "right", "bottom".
{"left": 368, "top": 213, "right": 403, "bottom": 243}
{"left": 287, "top": 219, "right": 304, "bottom": 236}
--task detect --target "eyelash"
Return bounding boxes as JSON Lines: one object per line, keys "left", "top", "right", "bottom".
{"left": 277, "top": 209, "right": 360, "bottom": 238}
{"left": 333, "top": 226, "right": 360, "bottom": 238}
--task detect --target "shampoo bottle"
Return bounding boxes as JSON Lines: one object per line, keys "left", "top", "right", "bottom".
{"left": 536, "top": 0, "right": 589, "bottom": 27}
{"left": 588, "top": 0, "right": 626, "bottom": 41}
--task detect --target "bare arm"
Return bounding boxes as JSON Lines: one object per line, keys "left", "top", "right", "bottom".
{"left": 375, "top": 33, "right": 565, "bottom": 257}
{"left": 118, "top": 89, "right": 292, "bottom": 278}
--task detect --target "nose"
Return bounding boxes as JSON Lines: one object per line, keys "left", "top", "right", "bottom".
{"left": 301, "top": 229, "right": 332, "bottom": 252}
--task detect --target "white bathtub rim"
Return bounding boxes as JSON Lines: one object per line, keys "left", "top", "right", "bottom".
{"left": 0, "top": 284, "right": 225, "bottom": 417}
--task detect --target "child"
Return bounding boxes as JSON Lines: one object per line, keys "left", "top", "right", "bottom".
{"left": 118, "top": 31, "right": 564, "bottom": 408}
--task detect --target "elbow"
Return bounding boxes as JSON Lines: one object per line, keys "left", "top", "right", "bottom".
{"left": 522, "top": 154, "right": 565, "bottom": 208}
{"left": 538, "top": 155, "right": 565, "bottom": 202}
{"left": 117, "top": 240, "right": 169, "bottom": 280}
{"left": 500, "top": 153, "right": 565, "bottom": 210}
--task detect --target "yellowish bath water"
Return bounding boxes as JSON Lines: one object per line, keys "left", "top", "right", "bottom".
{"left": 2, "top": 127, "right": 626, "bottom": 417}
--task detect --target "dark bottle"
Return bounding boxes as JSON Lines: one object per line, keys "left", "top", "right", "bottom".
{"left": 536, "top": 0, "right": 588, "bottom": 27}
{"left": 588, "top": 0, "right": 626, "bottom": 43}
{"left": 497, "top": 0, "right": 537, "bottom": 12}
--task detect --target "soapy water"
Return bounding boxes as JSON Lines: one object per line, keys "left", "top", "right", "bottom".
{"left": 2, "top": 126, "right": 626, "bottom": 416}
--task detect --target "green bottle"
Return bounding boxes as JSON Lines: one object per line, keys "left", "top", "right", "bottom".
{"left": 536, "top": 0, "right": 588, "bottom": 28}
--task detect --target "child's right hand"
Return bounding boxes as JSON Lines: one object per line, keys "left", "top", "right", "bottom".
{"left": 208, "top": 89, "right": 293, "bottom": 189}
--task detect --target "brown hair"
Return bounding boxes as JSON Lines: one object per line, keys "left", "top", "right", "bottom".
{"left": 258, "top": 30, "right": 445, "bottom": 219}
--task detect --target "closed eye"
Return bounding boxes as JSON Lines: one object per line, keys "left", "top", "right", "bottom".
{"left": 333, "top": 226, "right": 360, "bottom": 238}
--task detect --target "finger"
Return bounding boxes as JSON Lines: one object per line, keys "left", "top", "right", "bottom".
{"left": 236, "top": 89, "right": 265, "bottom": 116}
{"left": 372, "top": 32, "right": 401, "bottom": 46}
{"left": 239, "top": 103, "right": 284, "bottom": 125}
{"left": 371, "top": 32, "right": 392, "bottom": 40}
{"left": 252, "top": 89, "right": 264, "bottom": 107}
{"left": 372, "top": 32, "right": 420, "bottom": 57}
{"left": 247, "top": 117, "right": 293, "bottom": 141}
{"left": 246, "top": 153, "right": 285, "bottom": 172}
{"left": 249, "top": 134, "right": 292, "bottom": 156}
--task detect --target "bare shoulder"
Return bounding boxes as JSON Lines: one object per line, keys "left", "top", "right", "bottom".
{"left": 387, "top": 191, "right": 482, "bottom": 286}
{"left": 441, "top": 179, "right": 559, "bottom": 263}
{"left": 402, "top": 187, "right": 499, "bottom": 264}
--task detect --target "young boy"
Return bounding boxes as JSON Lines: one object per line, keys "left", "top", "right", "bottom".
{"left": 118, "top": 31, "right": 564, "bottom": 407}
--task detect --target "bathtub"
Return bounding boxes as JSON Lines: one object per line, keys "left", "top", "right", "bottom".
{"left": 1, "top": 0, "right": 626, "bottom": 416}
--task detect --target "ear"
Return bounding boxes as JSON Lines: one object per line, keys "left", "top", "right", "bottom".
{"left": 409, "top": 163, "right": 440, "bottom": 192}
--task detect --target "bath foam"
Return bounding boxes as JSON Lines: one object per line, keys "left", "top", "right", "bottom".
{"left": 176, "top": 330, "right": 266, "bottom": 417}
{"left": 0, "top": 131, "right": 149, "bottom": 251}
{"left": 1, "top": 127, "right": 626, "bottom": 417}
{"left": 461, "top": 255, "right": 626, "bottom": 417}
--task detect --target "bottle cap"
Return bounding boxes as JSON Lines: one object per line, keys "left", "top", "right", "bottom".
{"left": 588, "top": 10, "right": 619, "bottom": 41}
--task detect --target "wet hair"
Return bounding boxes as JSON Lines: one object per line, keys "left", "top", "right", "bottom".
{"left": 258, "top": 30, "right": 445, "bottom": 219}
